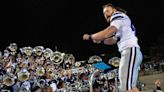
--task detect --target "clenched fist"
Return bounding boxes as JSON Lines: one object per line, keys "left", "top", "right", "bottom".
{"left": 83, "top": 34, "right": 90, "bottom": 40}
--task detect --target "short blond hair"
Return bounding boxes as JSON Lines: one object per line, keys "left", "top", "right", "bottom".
{"left": 102, "top": 3, "right": 127, "bottom": 14}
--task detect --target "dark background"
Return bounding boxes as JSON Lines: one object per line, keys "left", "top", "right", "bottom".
{"left": 1, "top": 0, "right": 164, "bottom": 60}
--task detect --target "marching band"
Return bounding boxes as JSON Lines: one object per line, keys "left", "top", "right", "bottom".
{"left": 0, "top": 43, "right": 119, "bottom": 92}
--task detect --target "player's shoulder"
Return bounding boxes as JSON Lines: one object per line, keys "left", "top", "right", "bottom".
{"left": 110, "top": 11, "right": 128, "bottom": 22}
{"left": 112, "top": 11, "right": 123, "bottom": 16}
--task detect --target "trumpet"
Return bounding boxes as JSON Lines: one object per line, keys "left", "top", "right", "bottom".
{"left": 50, "top": 51, "right": 65, "bottom": 65}
{"left": 3, "top": 75, "right": 15, "bottom": 86}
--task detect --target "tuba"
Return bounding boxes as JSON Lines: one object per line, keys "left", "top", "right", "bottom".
{"left": 50, "top": 51, "right": 65, "bottom": 65}
{"left": 63, "top": 54, "right": 75, "bottom": 68}
{"left": 33, "top": 46, "right": 44, "bottom": 56}
{"left": 108, "top": 57, "right": 120, "bottom": 67}
{"left": 47, "top": 68, "right": 53, "bottom": 76}
{"left": 8, "top": 43, "right": 17, "bottom": 56}
{"left": 20, "top": 47, "right": 33, "bottom": 56}
{"left": 17, "top": 69, "right": 30, "bottom": 82}
{"left": 71, "top": 81, "right": 82, "bottom": 91}
{"left": 36, "top": 67, "right": 45, "bottom": 77}
{"left": 3, "top": 75, "right": 15, "bottom": 86}
{"left": 46, "top": 67, "right": 57, "bottom": 79}
{"left": 0, "top": 51, "right": 2, "bottom": 59}
{"left": 37, "top": 79, "right": 46, "bottom": 88}
{"left": 75, "top": 62, "right": 81, "bottom": 67}
{"left": 88, "top": 55, "right": 102, "bottom": 64}
{"left": 43, "top": 48, "right": 53, "bottom": 59}
{"left": 75, "top": 60, "right": 87, "bottom": 67}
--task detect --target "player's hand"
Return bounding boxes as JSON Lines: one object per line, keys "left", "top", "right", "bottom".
{"left": 93, "top": 40, "right": 101, "bottom": 44}
{"left": 83, "top": 34, "right": 90, "bottom": 40}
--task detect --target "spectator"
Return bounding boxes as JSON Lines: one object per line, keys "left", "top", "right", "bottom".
{"left": 154, "top": 79, "right": 163, "bottom": 92}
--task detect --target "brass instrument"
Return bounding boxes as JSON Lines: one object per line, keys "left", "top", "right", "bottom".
{"left": 3, "top": 50, "right": 10, "bottom": 58}
{"left": 17, "top": 69, "right": 30, "bottom": 82}
{"left": 46, "top": 67, "right": 57, "bottom": 79}
{"left": 36, "top": 67, "right": 45, "bottom": 77}
{"left": 0, "top": 51, "right": 2, "bottom": 59}
{"left": 64, "top": 54, "right": 75, "bottom": 64}
{"left": 88, "top": 55, "right": 102, "bottom": 64}
{"left": 20, "top": 47, "right": 33, "bottom": 56}
{"left": 106, "top": 72, "right": 115, "bottom": 80}
{"left": 61, "top": 69, "right": 67, "bottom": 76}
{"left": 75, "top": 60, "right": 87, "bottom": 67}
{"left": 19, "top": 61, "right": 29, "bottom": 68}
{"left": 3, "top": 75, "right": 15, "bottom": 86}
{"left": 75, "top": 62, "right": 81, "bottom": 67}
{"left": 33, "top": 46, "right": 44, "bottom": 56}
{"left": 37, "top": 79, "right": 46, "bottom": 88}
{"left": 8, "top": 43, "right": 17, "bottom": 56}
{"left": 71, "top": 67, "right": 86, "bottom": 75}
{"left": 108, "top": 57, "right": 120, "bottom": 67}
{"left": 86, "top": 64, "right": 95, "bottom": 74}
{"left": 89, "top": 69, "right": 100, "bottom": 92}
{"left": 63, "top": 54, "right": 75, "bottom": 68}
{"left": 50, "top": 51, "right": 65, "bottom": 65}
{"left": 43, "top": 48, "right": 53, "bottom": 59}
{"left": 47, "top": 68, "right": 53, "bottom": 75}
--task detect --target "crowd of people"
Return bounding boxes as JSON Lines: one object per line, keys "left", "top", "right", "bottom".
{"left": 0, "top": 43, "right": 163, "bottom": 92}
{"left": 140, "top": 59, "right": 164, "bottom": 75}
{"left": 0, "top": 43, "right": 119, "bottom": 92}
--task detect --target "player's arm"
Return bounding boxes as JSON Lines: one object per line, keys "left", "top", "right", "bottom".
{"left": 91, "top": 26, "right": 118, "bottom": 41}
{"left": 103, "top": 36, "right": 117, "bottom": 45}
{"left": 91, "top": 14, "right": 124, "bottom": 41}
{"left": 83, "top": 17, "right": 122, "bottom": 42}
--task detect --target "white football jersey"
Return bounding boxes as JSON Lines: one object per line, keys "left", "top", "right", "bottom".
{"left": 110, "top": 11, "right": 140, "bottom": 52}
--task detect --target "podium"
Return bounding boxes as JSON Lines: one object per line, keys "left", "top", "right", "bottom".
{"left": 92, "top": 61, "right": 118, "bottom": 72}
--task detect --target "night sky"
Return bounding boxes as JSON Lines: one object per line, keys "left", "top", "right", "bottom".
{"left": 1, "top": 0, "right": 164, "bottom": 60}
